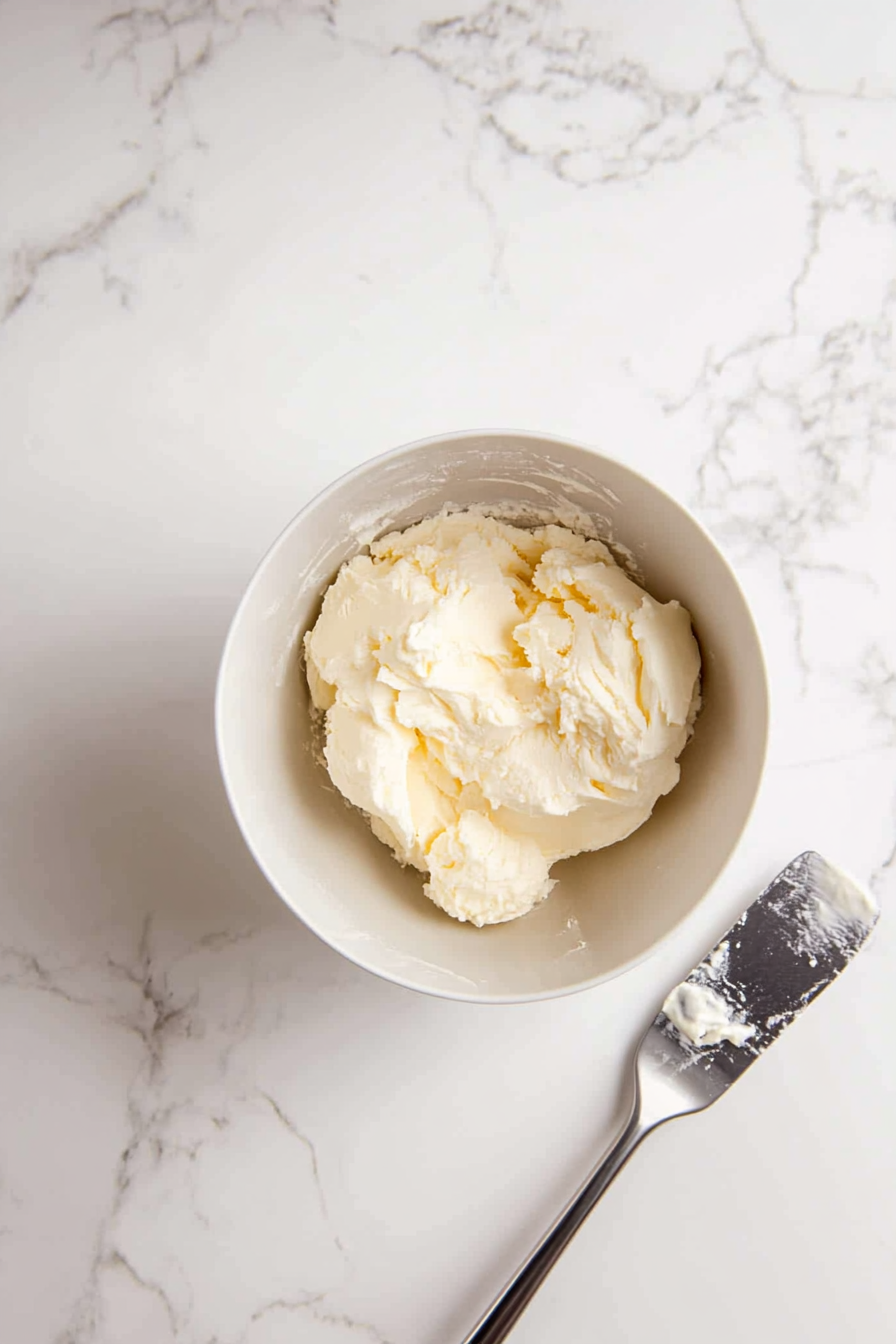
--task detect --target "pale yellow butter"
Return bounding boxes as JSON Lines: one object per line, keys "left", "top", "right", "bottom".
{"left": 304, "top": 511, "right": 701, "bottom": 926}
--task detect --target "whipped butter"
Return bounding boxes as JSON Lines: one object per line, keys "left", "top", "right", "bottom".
{"left": 662, "top": 982, "right": 756, "bottom": 1048}
{"left": 304, "top": 511, "right": 701, "bottom": 925}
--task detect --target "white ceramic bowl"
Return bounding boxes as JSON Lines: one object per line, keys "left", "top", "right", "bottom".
{"left": 216, "top": 431, "right": 768, "bottom": 1003}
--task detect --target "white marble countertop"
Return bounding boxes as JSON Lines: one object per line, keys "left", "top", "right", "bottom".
{"left": 2, "top": 2, "right": 895, "bottom": 1341}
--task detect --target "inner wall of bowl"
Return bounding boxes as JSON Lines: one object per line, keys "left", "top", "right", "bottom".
{"left": 218, "top": 433, "right": 767, "bottom": 1000}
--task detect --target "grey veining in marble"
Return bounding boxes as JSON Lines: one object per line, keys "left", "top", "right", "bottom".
{"left": 1, "top": 2, "right": 894, "bottom": 1342}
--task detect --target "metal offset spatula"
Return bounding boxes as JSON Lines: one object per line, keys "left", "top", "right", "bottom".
{"left": 461, "top": 852, "right": 879, "bottom": 1344}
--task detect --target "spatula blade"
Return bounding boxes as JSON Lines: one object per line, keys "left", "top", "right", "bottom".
{"left": 644, "top": 852, "right": 879, "bottom": 1103}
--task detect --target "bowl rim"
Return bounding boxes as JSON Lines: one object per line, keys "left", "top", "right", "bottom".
{"left": 215, "top": 427, "right": 770, "bottom": 1004}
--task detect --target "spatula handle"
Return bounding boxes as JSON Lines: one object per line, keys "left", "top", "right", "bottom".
{"left": 460, "top": 1101, "right": 651, "bottom": 1344}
